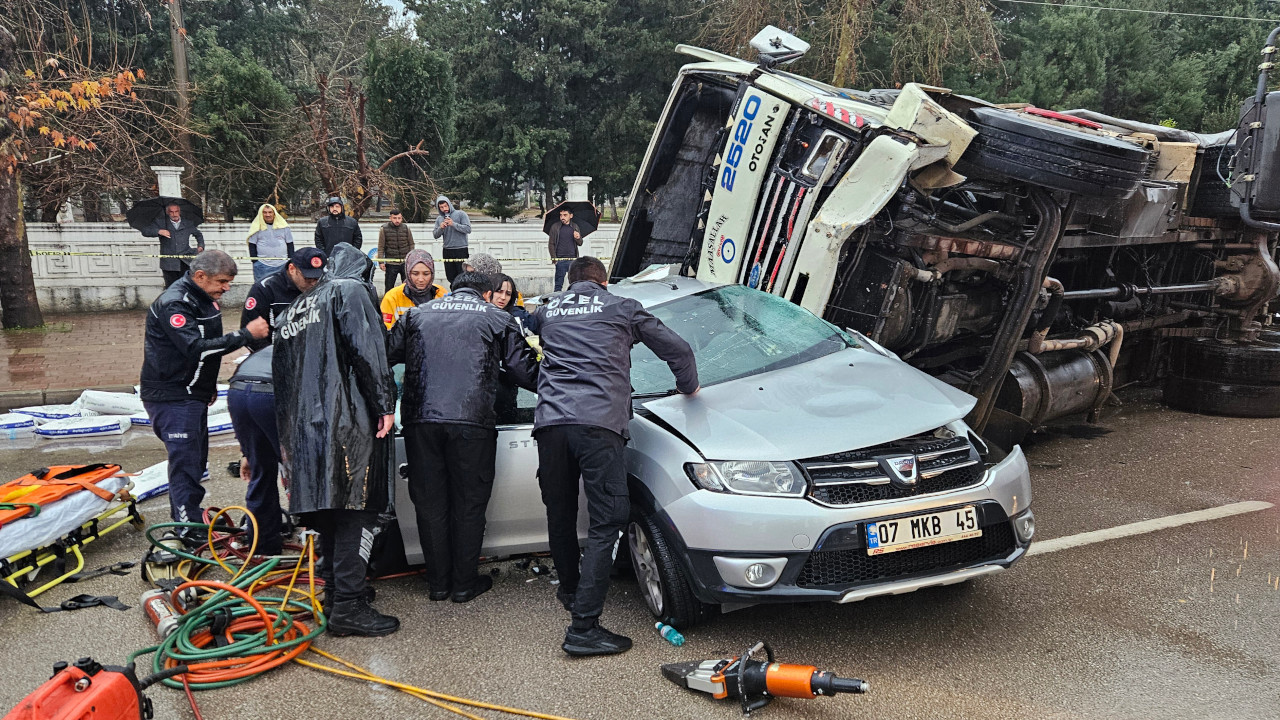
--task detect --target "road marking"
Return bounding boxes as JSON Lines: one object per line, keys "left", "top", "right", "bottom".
{"left": 1027, "top": 501, "right": 1275, "bottom": 556}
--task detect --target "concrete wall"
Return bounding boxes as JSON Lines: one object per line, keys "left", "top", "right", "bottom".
{"left": 25, "top": 220, "right": 621, "bottom": 311}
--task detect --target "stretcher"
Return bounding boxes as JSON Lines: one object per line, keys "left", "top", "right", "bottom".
{"left": 1, "top": 464, "right": 145, "bottom": 603}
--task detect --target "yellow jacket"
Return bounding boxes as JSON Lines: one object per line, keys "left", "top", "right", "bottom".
{"left": 380, "top": 283, "right": 446, "bottom": 328}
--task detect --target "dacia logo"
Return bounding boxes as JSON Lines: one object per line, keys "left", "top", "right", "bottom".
{"left": 876, "top": 454, "right": 918, "bottom": 490}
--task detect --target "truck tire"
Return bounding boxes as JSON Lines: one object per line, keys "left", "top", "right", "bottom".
{"left": 1163, "top": 374, "right": 1280, "bottom": 417}
{"left": 957, "top": 107, "right": 1151, "bottom": 198}
{"left": 627, "top": 515, "right": 714, "bottom": 630}
{"left": 1169, "top": 336, "right": 1280, "bottom": 385}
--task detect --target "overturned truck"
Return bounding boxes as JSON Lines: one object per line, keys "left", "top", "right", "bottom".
{"left": 611, "top": 27, "right": 1280, "bottom": 446}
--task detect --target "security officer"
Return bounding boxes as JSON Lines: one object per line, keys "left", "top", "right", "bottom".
{"left": 141, "top": 250, "right": 269, "bottom": 535}
{"left": 227, "top": 345, "right": 284, "bottom": 555}
{"left": 531, "top": 256, "right": 699, "bottom": 656}
{"left": 313, "top": 196, "right": 362, "bottom": 254}
{"left": 240, "top": 248, "right": 327, "bottom": 350}
{"left": 387, "top": 271, "right": 539, "bottom": 603}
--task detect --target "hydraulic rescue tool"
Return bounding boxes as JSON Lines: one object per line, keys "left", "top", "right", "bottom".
{"left": 2, "top": 657, "right": 187, "bottom": 720}
{"left": 661, "top": 641, "right": 869, "bottom": 715}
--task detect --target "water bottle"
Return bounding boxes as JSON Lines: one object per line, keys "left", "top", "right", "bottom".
{"left": 141, "top": 588, "right": 181, "bottom": 638}
{"left": 655, "top": 622, "right": 685, "bottom": 646}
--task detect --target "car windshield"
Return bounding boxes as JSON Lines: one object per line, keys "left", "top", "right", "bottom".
{"left": 630, "top": 284, "right": 857, "bottom": 395}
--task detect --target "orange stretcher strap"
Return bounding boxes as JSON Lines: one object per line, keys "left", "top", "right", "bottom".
{"left": 0, "top": 464, "right": 123, "bottom": 528}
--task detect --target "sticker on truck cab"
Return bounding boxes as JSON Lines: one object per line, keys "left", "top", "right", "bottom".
{"left": 697, "top": 86, "right": 787, "bottom": 284}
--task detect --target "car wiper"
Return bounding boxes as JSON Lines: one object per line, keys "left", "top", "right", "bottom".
{"left": 631, "top": 389, "right": 679, "bottom": 400}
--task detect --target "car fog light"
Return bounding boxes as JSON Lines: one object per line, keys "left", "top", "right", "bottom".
{"left": 1014, "top": 510, "right": 1036, "bottom": 543}
{"left": 745, "top": 563, "right": 768, "bottom": 584}
{"left": 713, "top": 556, "right": 786, "bottom": 589}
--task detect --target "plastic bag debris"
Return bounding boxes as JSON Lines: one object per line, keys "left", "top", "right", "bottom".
{"left": 35, "top": 415, "right": 132, "bottom": 438}
{"left": 76, "top": 389, "right": 145, "bottom": 416}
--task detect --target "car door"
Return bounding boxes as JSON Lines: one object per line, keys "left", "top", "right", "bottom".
{"left": 394, "top": 387, "right": 589, "bottom": 565}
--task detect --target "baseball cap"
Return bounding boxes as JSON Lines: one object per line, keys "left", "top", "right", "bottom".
{"left": 290, "top": 247, "right": 328, "bottom": 278}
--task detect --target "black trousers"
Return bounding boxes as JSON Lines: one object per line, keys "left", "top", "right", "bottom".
{"left": 161, "top": 268, "right": 184, "bottom": 288}
{"left": 384, "top": 262, "right": 405, "bottom": 294}
{"left": 442, "top": 247, "right": 469, "bottom": 284}
{"left": 535, "top": 424, "right": 628, "bottom": 629}
{"left": 304, "top": 509, "right": 378, "bottom": 603}
{"left": 403, "top": 423, "right": 498, "bottom": 592}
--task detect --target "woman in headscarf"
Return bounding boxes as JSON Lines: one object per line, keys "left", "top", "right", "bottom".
{"left": 380, "top": 248, "right": 446, "bottom": 329}
{"left": 246, "top": 203, "right": 295, "bottom": 282}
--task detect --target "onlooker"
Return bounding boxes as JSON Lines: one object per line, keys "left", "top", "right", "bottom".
{"left": 227, "top": 345, "right": 284, "bottom": 556}
{"left": 314, "top": 196, "right": 362, "bottom": 255}
{"left": 377, "top": 209, "right": 415, "bottom": 294}
{"left": 386, "top": 271, "right": 539, "bottom": 603}
{"left": 140, "top": 250, "right": 269, "bottom": 534}
{"left": 433, "top": 195, "right": 472, "bottom": 284}
{"left": 546, "top": 208, "right": 583, "bottom": 291}
{"left": 246, "top": 204, "right": 295, "bottom": 282}
{"left": 380, "top": 249, "right": 445, "bottom": 329}
{"left": 531, "top": 256, "right": 699, "bottom": 656}
{"left": 141, "top": 201, "right": 205, "bottom": 288}
{"left": 273, "top": 242, "right": 398, "bottom": 637}
{"left": 241, "top": 248, "right": 327, "bottom": 351}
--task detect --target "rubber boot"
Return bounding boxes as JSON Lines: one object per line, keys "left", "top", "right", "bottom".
{"left": 327, "top": 597, "right": 400, "bottom": 637}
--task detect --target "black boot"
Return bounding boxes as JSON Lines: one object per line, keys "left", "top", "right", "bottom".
{"left": 562, "top": 622, "right": 632, "bottom": 656}
{"left": 327, "top": 597, "right": 400, "bottom": 637}
{"left": 451, "top": 574, "right": 493, "bottom": 603}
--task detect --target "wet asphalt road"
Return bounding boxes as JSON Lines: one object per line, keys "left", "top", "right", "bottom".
{"left": 1, "top": 387, "right": 1278, "bottom": 719}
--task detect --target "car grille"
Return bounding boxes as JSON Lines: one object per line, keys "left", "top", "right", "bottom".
{"left": 801, "top": 433, "right": 985, "bottom": 507}
{"left": 795, "top": 521, "right": 1016, "bottom": 587}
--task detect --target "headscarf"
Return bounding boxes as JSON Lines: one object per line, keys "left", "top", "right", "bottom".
{"left": 403, "top": 248, "right": 437, "bottom": 305}
{"left": 246, "top": 203, "right": 288, "bottom": 239}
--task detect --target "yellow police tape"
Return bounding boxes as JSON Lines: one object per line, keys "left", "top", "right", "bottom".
{"left": 28, "top": 249, "right": 606, "bottom": 263}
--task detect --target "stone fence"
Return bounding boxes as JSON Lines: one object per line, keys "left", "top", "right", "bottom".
{"left": 24, "top": 220, "right": 621, "bottom": 311}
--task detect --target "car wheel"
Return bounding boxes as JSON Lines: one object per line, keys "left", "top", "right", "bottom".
{"left": 956, "top": 107, "right": 1151, "bottom": 198}
{"left": 1163, "top": 374, "right": 1280, "bottom": 418}
{"left": 1169, "top": 336, "right": 1280, "bottom": 384}
{"left": 627, "top": 515, "right": 713, "bottom": 630}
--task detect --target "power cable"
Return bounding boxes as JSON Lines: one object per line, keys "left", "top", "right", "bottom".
{"left": 991, "top": 0, "right": 1280, "bottom": 23}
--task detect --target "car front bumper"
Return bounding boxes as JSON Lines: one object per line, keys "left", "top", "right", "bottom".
{"left": 658, "top": 444, "right": 1033, "bottom": 605}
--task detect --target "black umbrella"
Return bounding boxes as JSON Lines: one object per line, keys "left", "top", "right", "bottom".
{"left": 126, "top": 196, "right": 204, "bottom": 232}
{"left": 543, "top": 200, "right": 600, "bottom": 237}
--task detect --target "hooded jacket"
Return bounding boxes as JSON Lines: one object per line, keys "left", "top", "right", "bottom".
{"left": 314, "top": 202, "right": 363, "bottom": 255}
{"left": 532, "top": 280, "right": 698, "bottom": 438}
{"left": 141, "top": 273, "right": 251, "bottom": 403}
{"left": 386, "top": 288, "right": 538, "bottom": 427}
{"left": 272, "top": 243, "right": 396, "bottom": 515}
{"left": 432, "top": 195, "right": 472, "bottom": 250}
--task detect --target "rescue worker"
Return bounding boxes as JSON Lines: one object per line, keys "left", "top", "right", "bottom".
{"left": 314, "top": 196, "right": 362, "bottom": 254}
{"left": 240, "top": 248, "right": 327, "bottom": 351}
{"left": 272, "top": 242, "right": 398, "bottom": 637}
{"left": 227, "top": 345, "right": 284, "bottom": 555}
{"left": 387, "top": 271, "right": 539, "bottom": 602}
{"left": 379, "top": 248, "right": 445, "bottom": 329}
{"left": 140, "top": 250, "right": 269, "bottom": 534}
{"left": 531, "top": 256, "right": 699, "bottom": 656}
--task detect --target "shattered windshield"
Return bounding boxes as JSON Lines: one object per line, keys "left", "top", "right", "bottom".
{"left": 631, "top": 285, "right": 856, "bottom": 395}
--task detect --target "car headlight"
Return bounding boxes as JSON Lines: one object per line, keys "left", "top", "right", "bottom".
{"left": 685, "top": 461, "right": 807, "bottom": 496}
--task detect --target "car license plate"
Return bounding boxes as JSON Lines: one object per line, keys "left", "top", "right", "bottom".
{"left": 865, "top": 506, "right": 981, "bottom": 555}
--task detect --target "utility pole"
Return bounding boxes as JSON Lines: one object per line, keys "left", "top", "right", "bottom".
{"left": 167, "top": 0, "right": 198, "bottom": 196}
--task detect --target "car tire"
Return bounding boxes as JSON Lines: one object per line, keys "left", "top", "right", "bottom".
{"left": 1162, "top": 374, "right": 1280, "bottom": 417}
{"left": 957, "top": 107, "right": 1151, "bottom": 198}
{"left": 1168, "top": 336, "right": 1280, "bottom": 385}
{"left": 627, "top": 515, "right": 714, "bottom": 630}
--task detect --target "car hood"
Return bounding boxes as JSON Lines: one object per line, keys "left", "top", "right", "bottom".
{"left": 640, "top": 348, "right": 976, "bottom": 461}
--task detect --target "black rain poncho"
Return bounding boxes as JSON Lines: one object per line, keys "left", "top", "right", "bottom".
{"left": 272, "top": 243, "right": 397, "bottom": 515}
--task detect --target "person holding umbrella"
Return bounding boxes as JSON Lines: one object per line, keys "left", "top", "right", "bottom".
{"left": 544, "top": 202, "right": 598, "bottom": 291}
{"left": 131, "top": 198, "right": 205, "bottom": 288}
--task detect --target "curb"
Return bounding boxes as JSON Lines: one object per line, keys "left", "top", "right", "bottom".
{"left": 0, "top": 384, "right": 136, "bottom": 411}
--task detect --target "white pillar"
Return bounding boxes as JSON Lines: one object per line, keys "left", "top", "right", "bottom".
{"left": 150, "top": 165, "right": 186, "bottom": 198}
{"left": 563, "top": 175, "right": 592, "bottom": 202}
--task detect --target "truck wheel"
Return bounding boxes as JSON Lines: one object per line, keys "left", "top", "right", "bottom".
{"left": 627, "top": 515, "right": 714, "bottom": 630}
{"left": 1169, "top": 336, "right": 1280, "bottom": 384}
{"left": 1163, "top": 374, "right": 1280, "bottom": 417}
{"left": 957, "top": 107, "right": 1151, "bottom": 198}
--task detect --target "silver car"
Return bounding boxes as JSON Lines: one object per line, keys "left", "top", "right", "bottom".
{"left": 395, "top": 272, "right": 1035, "bottom": 628}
